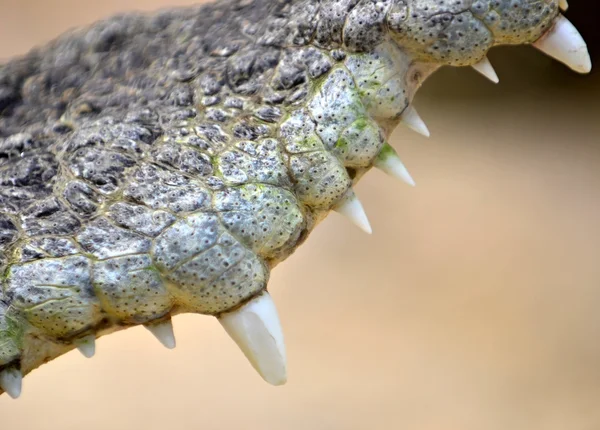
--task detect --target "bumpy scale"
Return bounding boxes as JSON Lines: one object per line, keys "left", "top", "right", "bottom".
{"left": 0, "top": 0, "right": 591, "bottom": 398}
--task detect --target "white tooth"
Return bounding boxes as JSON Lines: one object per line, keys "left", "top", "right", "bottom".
{"left": 0, "top": 368, "right": 23, "bottom": 399}
{"left": 333, "top": 191, "right": 372, "bottom": 234}
{"left": 374, "top": 145, "right": 415, "bottom": 186}
{"left": 559, "top": 0, "right": 568, "bottom": 11}
{"left": 219, "top": 292, "right": 287, "bottom": 386}
{"left": 533, "top": 15, "right": 592, "bottom": 74}
{"left": 401, "top": 106, "right": 430, "bottom": 137}
{"left": 75, "top": 335, "right": 96, "bottom": 358}
{"left": 144, "top": 320, "right": 176, "bottom": 349}
{"left": 472, "top": 57, "right": 499, "bottom": 83}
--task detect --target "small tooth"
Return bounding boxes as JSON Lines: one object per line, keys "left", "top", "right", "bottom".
{"left": 219, "top": 292, "right": 287, "bottom": 386}
{"left": 559, "top": 0, "right": 568, "bottom": 11}
{"left": 401, "top": 106, "right": 430, "bottom": 137}
{"left": 533, "top": 15, "right": 592, "bottom": 74}
{"left": 75, "top": 335, "right": 96, "bottom": 358}
{"left": 333, "top": 191, "right": 372, "bottom": 234}
{"left": 144, "top": 320, "right": 176, "bottom": 349}
{"left": 472, "top": 57, "right": 499, "bottom": 84}
{"left": 374, "top": 144, "right": 415, "bottom": 186}
{"left": 0, "top": 368, "right": 23, "bottom": 399}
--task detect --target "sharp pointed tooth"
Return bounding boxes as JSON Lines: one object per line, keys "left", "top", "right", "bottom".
{"left": 559, "top": 0, "right": 568, "bottom": 11}
{"left": 144, "top": 320, "right": 176, "bottom": 349}
{"left": 75, "top": 335, "right": 96, "bottom": 358}
{"left": 401, "top": 106, "right": 430, "bottom": 137}
{"left": 374, "top": 144, "right": 415, "bottom": 186}
{"left": 533, "top": 15, "right": 591, "bottom": 74}
{"left": 219, "top": 292, "right": 287, "bottom": 386}
{"left": 0, "top": 367, "right": 23, "bottom": 399}
{"left": 472, "top": 57, "right": 499, "bottom": 83}
{"left": 334, "top": 191, "right": 372, "bottom": 234}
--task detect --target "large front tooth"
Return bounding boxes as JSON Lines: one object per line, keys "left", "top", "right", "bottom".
{"left": 144, "top": 319, "right": 176, "bottom": 349}
{"left": 75, "top": 335, "right": 96, "bottom": 358}
{"left": 559, "top": 0, "right": 568, "bottom": 11}
{"left": 472, "top": 57, "right": 499, "bottom": 84}
{"left": 0, "top": 367, "right": 23, "bottom": 399}
{"left": 374, "top": 144, "right": 415, "bottom": 186}
{"left": 219, "top": 292, "right": 287, "bottom": 386}
{"left": 533, "top": 15, "right": 591, "bottom": 74}
{"left": 333, "top": 190, "right": 372, "bottom": 234}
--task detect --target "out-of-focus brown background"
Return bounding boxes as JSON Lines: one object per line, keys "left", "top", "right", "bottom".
{"left": 1, "top": 1, "right": 599, "bottom": 429}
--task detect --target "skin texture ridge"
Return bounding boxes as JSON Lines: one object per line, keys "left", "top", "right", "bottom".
{"left": 0, "top": 0, "right": 569, "bottom": 396}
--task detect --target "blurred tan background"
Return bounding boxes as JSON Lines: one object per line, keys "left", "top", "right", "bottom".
{"left": 1, "top": 1, "right": 599, "bottom": 429}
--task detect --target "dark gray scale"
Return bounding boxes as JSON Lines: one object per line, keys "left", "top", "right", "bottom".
{"left": 75, "top": 218, "right": 152, "bottom": 260}
{"left": 314, "top": 0, "right": 362, "bottom": 46}
{"left": 149, "top": 142, "right": 214, "bottom": 177}
{"left": 106, "top": 202, "right": 176, "bottom": 238}
{"left": 0, "top": 133, "right": 60, "bottom": 216}
{"left": 18, "top": 238, "right": 79, "bottom": 263}
{"left": 63, "top": 181, "right": 103, "bottom": 219}
{"left": 20, "top": 198, "right": 81, "bottom": 237}
{"left": 123, "top": 163, "right": 213, "bottom": 213}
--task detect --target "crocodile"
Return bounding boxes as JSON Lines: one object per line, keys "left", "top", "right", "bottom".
{"left": 0, "top": 0, "right": 591, "bottom": 398}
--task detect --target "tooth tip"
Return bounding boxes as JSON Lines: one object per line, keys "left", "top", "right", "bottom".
{"left": 219, "top": 292, "right": 287, "bottom": 385}
{"left": 334, "top": 192, "right": 372, "bottom": 234}
{"left": 472, "top": 57, "right": 500, "bottom": 83}
{"left": 145, "top": 320, "right": 177, "bottom": 349}
{"left": 267, "top": 375, "right": 288, "bottom": 386}
{"left": 77, "top": 345, "right": 96, "bottom": 358}
{"left": 559, "top": 0, "right": 568, "bottom": 11}
{"left": 576, "top": 58, "right": 593, "bottom": 74}
{"left": 401, "top": 106, "right": 430, "bottom": 137}
{"left": 75, "top": 335, "right": 96, "bottom": 358}
{"left": 418, "top": 123, "right": 431, "bottom": 138}
{"left": 533, "top": 15, "right": 592, "bottom": 74}
{"left": 374, "top": 145, "right": 416, "bottom": 187}
{"left": 0, "top": 368, "right": 23, "bottom": 399}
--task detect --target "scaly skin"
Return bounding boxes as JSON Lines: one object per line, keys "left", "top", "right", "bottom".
{"left": 0, "top": 0, "right": 586, "bottom": 397}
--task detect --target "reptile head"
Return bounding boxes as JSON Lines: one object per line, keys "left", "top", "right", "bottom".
{"left": 0, "top": 0, "right": 593, "bottom": 400}
{"left": 385, "top": 0, "right": 590, "bottom": 73}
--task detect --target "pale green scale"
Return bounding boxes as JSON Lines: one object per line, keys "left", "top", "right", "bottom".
{"left": 280, "top": 108, "right": 351, "bottom": 209}
{"left": 309, "top": 67, "right": 367, "bottom": 149}
{"left": 93, "top": 255, "right": 172, "bottom": 324}
{"left": 289, "top": 151, "right": 351, "bottom": 209}
{"left": 279, "top": 109, "right": 326, "bottom": 155}
{"left": 0, "top": 303, "right": 21, "bottom": 366}
{"left": 151, "top": 211, "right": 270, "bottom": 315}
{"left": 334, "top": 118, "right": 385, "bottom": 168}
{"left": 7, "top": 256, "right": 103, "bottom": 339}
{"left": 214, "top": 184, "right": 306, "bottom": 261}
{"left": 344, "top": 42, "right": 414, "bottom": 121}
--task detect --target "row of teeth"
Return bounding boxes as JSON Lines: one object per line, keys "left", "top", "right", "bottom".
{"left": 0, "top": 10, "right": 590, "bottom": 400}
{"left": 335, "top": 13, "right": 591, "bottom": 234}
{"left": 473, "top": 13, "right": 591, "bottom": 80}
{"left": 0, "top": 292, "right": 286, "bottom": 399}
